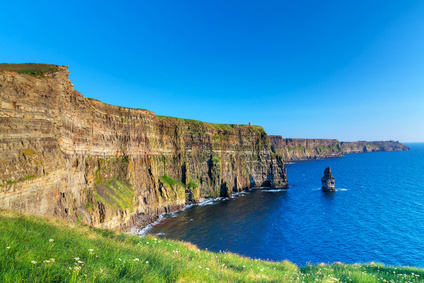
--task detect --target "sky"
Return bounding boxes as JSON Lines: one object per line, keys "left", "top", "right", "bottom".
{"left": 1, "top": 1, "right": 423, "bottom": 142}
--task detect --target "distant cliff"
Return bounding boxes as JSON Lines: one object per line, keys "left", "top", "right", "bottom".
{"left": 270, "top": 136, "right": 409, "bottom": 162}
{"left": 0, "top": 64, "right": 288, "bottom": 230}
{"left": 340, "top": 141, "right": 410, "bottom": 154}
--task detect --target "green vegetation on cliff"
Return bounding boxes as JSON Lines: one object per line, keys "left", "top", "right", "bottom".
{"left": 94, "top": 180, "right": 135, "bottom": 212}
{"left": 0, "top": 63, "right": 59, "bottom": 76}
{"left": 157, "top": 115, "right": 265, "bottom": 134}
{"left": 1, "top": 210, "right": 423, "bottom": 282}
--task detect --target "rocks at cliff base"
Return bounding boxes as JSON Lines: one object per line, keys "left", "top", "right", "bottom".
{"left": 321, "top": 167, "right": 335, "bottom": 192}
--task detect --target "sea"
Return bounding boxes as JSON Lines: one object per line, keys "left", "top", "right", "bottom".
{"left": 144, "top": 143, "right": 424, "bottom": 267}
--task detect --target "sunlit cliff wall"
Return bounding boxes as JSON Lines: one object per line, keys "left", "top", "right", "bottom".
{"left": 0, "top": 65, "right": 287, "bottom": 230}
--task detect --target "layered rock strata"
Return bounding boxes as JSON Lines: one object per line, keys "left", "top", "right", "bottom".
{"left": 269, "top": 136, "right": 343, "bottom": 162}
{"left": 340, "top": 141, "right": 410, "bottom": 154}
{"left": 269, "top": 136, "right": 409, "bottom": 162}
{"left": 0, "top": 64, "right": 288, "bottom": 230}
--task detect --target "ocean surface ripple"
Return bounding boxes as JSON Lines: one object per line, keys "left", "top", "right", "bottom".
{"left": 147, "top": 143, "right": 424, "bottom": 267}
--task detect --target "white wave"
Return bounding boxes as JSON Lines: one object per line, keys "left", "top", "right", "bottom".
{"left": 139, "top": 195, "right": 236, "bottom": 236}
{"left": 262, "top": 189, "right": 288, "bottom": 193}
{"left": 198, "top": 197, "right": 222, "bottom": 206}
{"left": 182, "top": 204, "right": 195, "bottom": 211}
{"left": 313, "top": 188, "right": 348, "bottom": 191}
{"left": 138, "top": 215, "right": 165, "bottom": 237}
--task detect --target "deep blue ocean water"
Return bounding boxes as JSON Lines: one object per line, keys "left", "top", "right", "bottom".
{"left": 146, "top": 143, "right": 424, "bottom": 267}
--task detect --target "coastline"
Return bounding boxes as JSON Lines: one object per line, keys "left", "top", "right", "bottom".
{"left": 131, "top": 197, "right": 227, "bottom": 236}
{"left": 132, "top": 192, "right": 251, "bottom": 236}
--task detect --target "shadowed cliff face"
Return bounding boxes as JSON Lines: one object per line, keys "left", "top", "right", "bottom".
{"left": 269, "top": 136, "right": 409, "bottom": 162}
{"left": 0, "top": 65, "right": 288, "bottom": 230}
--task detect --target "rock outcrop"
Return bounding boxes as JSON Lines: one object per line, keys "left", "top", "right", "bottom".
{"left": 269, "top": 136, "right": 409, "bottom": 162}
{"left": 0, "top": 64, "right": 288, "bottom": 230}
{"left": 321, "top": 167, "right": 335, "bottom": 192}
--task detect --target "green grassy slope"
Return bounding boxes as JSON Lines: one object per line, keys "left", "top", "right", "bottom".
{"left": 1, "top": 210, "right": 423, "bottom": 282}
{"left": 0, "top": 63, "right": 59, "bottom": 76}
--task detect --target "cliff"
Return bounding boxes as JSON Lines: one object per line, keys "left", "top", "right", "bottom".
{"left": 269, "top": 136, "right": 409, "bottom": 162}
{"left": 0, "top": 64, "right": 288, "bottom": 230}
{"left": 269, "top": 136, "right": 343, "bottom": 161}
{"left": 340, "top": 141, "right": 410, "bottom": 154}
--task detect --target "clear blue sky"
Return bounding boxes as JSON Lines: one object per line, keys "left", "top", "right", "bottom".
{"left": 1, "top": 1, "right": 423, "bottom": 142}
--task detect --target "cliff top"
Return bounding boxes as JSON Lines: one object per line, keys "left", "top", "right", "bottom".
{"left": 157, "top": 115, "right": 266, "bottom": 134}
{"left": 0, "top": 63, "right": 63, "bottom": 77}
{"left": 0, "top": 62, "right": 264, "bottom": 134}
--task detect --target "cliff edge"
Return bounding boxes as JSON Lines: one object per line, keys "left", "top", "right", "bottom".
{"left": 0, "top": 64, "right": 288, "bottom": 230}
{"left": 270, "top": 135, "right": 409, "bottom": 162}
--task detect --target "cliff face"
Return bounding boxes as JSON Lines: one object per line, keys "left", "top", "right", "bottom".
{"left": 270, "top": 136, "right": 409, "bottom": 162}
{"left": 0, "top": 65, "right": 288, "bottom": 230}
{"left": 340, "top": 141, "right": 410, "bottom": 154}
{"left": 269, "top": 136, "right": 343, "bottom": 162}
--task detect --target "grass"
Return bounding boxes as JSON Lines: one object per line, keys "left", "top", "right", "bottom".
{"left": 212, "top": 155, "right": 221, "bottom": 164}
{"left": 186, "top": 178, "right": 198, "bottom": 189}
{"left": 5, "top": 174, "right": 37, "bottom": 185}
{"left": 0, "top": 63, "right": 59, "bottom": 76}
{"left": 158, "top": 174, "right": 185, "bottom": 189}
{"left": 156, "top": 115, "right": 265, "bottom": 134}
{"left": 95, "top": 180, "right": 134, "bottom": 212}
{"left": 158, "top": 174, "right": 186, "bottom": 201}
{"left": 0, "top": 210, "right": 424, "bottom": 282}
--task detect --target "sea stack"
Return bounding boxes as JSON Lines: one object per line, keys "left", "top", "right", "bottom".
{"left": 321, "top": 167, "right": 335, "bottom": 192}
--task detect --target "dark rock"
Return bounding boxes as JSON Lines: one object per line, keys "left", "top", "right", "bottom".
{"left": 321, "top": 167, "right": 335, "bottom": 192}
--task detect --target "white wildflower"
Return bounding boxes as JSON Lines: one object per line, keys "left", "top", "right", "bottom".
{"left": 88, "top": 249, "right": 94, "bottom": 252}
{"left": 6, "top": 247, "right": 10, "bottom": 249}
{"left": 146, "top": 261, "right": 149, "bottom": 264}
{"left": 74, "top": 257, "right": 80, "bottom": 261}
{"left": 77, "top": 260, "right": 83, "bottom": 264}
{"left": 133, "top": 258, "right": 139, "bottom": 261}
{"left": 49, "top": 239, "right": 54, "bottom": 242}
{"left": 31, "top": 261, "right": 37, "bottom": 264}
